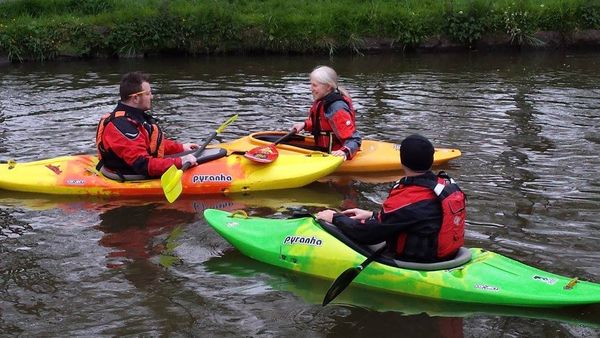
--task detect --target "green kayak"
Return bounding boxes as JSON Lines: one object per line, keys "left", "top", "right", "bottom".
{"left": 204, "top": 209, "right": 600, "bottom": 308}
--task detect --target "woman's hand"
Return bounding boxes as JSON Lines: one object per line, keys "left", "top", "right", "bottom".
{"left": 291, "top": 122, "right": 305, "bottom": 133}
{"left": 330, "top": 149, "right": 347, "bottom": 160}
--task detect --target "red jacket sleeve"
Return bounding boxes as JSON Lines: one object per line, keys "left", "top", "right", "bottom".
{"left": 162, "top": 138, "right": 185, "bottom": 155}
{"left": 329, "top": 109, "right": 356, "bottom": 140}
{"left": 102, "top": 123, "right": 183, "bottom": 177}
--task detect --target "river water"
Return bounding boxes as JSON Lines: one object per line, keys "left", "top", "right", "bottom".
{"left": 0, "top": 52, "right": 599, "bottom": 337}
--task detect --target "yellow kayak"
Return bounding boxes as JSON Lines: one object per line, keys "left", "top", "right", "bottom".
{"left": 0, "top": 151, "right": 342, "bottom": 196}
{"left": 218, "top": 131, "right": 462, "bottom": 173}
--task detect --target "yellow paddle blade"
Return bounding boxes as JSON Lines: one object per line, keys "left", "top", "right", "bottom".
{"left": 159, "top": 114, "right": 238, "bottom": 203}
{"left": 161, "top": 165, "right": 184, "bottom": 203}
{"left": 216, "top": 114, "right": 238, "bottom": 134}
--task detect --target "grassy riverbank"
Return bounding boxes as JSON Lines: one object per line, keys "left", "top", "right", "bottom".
{"left": 1, "top": 0, "right": 599, "bottom": 62}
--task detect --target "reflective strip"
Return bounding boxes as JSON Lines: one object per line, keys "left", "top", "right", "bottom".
{"left": 434, "top": 183, "right": 445, "bottom": 196}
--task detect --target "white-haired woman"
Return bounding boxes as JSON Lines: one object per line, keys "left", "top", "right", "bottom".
{"left": 291, "top": 66, "right": 361, "bottom": 160}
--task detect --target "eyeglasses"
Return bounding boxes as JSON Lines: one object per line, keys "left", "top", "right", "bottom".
{"left": 129, "top": 90, "right": 152, "bottom": 97}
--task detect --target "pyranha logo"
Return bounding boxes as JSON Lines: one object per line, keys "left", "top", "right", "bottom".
{"left": 192, "top": 173, "right": 233, "bottom": 183}
{"left": 533, "top": 275, "right": 557, "bottom": 285}
{"left": 474, "top": 284, "right": 500, "bottom": 292}
{"left": 283, "top": 235, "right": 323, "bottom": 246}
{"left": 66, "top": 179, "right": 85, "bottom": 185}
{"left": 192, "top": 201, "right": 234, "bottom": 212}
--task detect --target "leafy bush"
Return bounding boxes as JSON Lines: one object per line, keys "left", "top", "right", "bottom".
{"left": 444, "top": 0, "right": 491, "bottom": 48}
{"left": 578, "top": 2, "right": 600, "bottom": 29}
{"left": 0, "top": 0, "right": 598, "bottom": 61}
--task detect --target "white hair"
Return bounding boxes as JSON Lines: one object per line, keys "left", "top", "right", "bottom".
{"left": 310, "top": 66, "right": 350, "bottom": 97}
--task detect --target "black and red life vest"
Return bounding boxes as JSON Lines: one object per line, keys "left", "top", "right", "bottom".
{"left": 308, "top": 91, "right": 356, "bottom": 153}
{"left": 390, "top": 171, "right": 466, "bottom": 260}
{"left": 95, "top": 110, "right": 166, "bottom": 173}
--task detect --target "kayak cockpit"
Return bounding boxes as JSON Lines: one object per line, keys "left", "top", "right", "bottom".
{"left": 100, "top": 148, "right": 228, "bottom": 181}
{"left": 254, "top": 132, "right": 321, "bottom": 151}
{"left": 316, "top": 218, "right": 472, "bottom": 271}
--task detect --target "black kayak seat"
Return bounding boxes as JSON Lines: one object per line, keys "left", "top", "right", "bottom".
{"left": 316, "top": 218, "right": 472, "bottom": 271}
{"left": 100, "top": 147, "right": 228, "bottom": 181}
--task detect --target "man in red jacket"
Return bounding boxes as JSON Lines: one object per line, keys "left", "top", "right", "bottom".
{"left": 316, "top": 134, "right": 465, "bottom": 263}
{"left": 96, "top": 72, "right": 198, "bottom": 179}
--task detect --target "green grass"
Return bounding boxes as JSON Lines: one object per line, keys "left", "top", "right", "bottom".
{"left": 0, "top": 0, "right": 599, "bottom": 61}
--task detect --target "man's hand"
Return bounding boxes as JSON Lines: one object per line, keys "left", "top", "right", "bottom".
{"left": 183, "top": 143, "right": 199, "bottom": 151}
{"left": 315, "top": 209, "right": 337, "bottom": 223}
{"left": 341, "top": 208, "right": 373, "bottom": 221}
{"left": 180, "top": 153, "right": 198, "bottom": 167}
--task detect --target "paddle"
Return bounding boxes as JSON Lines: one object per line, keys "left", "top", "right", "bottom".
{"left": 243, "top": 130, "right": 296, "bottom": 163}
{"left": 291, "top": 212, "right": 389, "bottom": 306}
{"left": 322, "top": 244, "right": 387, "bottom": 306}
{"left": 160, "top": 114, "right": 238, "bottom": 203}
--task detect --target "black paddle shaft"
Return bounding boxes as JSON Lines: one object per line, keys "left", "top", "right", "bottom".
{"left": 273, "top": 130, "right": 296, "bottom": 145}
{"left": 322, "top": 245, "right": 387, "bottom": 306}
{"left": 181, "top": 131, "right": 217, "bottom": 171}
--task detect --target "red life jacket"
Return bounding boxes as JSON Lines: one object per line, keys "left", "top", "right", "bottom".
{"left": 397, "top": 171, "right": 466, "bottom": 259}
{"left": 95, "top": 110, "right": 166, "bottom": 173}
{"left": 308, "top": 91, "right": 356, "bottom": 152}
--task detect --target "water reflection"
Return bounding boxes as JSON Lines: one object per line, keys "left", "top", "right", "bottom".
{"left": 95, "top": 204, "right": 195, "bottom": 269}
{"left": 205, "top": 250, "right": 600, "bottom": 330}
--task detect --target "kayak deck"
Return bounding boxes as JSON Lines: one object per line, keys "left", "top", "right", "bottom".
{"left": 204, "top": 209, "right": 600, "bottom": 307}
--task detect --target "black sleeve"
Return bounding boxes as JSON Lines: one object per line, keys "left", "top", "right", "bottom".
{"left": 332, "top": 200, "right": 441, "bottom": 245}
{"left": 332, "top": 211, "right": 408, "bottom": 245}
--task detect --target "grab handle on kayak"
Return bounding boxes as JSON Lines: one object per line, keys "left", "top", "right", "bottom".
{"left": 230, "top": 210, "right": 249, "bottom": 219}
{"left": 564, "top": 277, "right": 579, "bottom": 290}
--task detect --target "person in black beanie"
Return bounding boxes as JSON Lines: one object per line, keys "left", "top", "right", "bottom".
{"left": 316, "top": 134, "right": 465, "bottom": 263}
{"left": 399, "top": 134, "right": 434, "bottom": 172}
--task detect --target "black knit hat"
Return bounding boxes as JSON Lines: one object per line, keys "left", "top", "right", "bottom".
{"left": 400, "top": 134, "right": 434, "bottom": 172}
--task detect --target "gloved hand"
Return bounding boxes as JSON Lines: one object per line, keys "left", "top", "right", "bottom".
{"left": 291, "top": 122, "right": 305, "bottom": 133}
{"left": 180, "top": 153, "right": 198, "bottom": 167}
{"left": 182, "top": 143, "right": 199, "bottom": 151}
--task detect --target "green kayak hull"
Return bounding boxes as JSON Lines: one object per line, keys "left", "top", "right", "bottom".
{"left": 204, "top": 209, "right": 600, "bottom": 308}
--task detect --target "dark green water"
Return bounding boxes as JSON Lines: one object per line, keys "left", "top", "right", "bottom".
{"left": 0, "top": 52, "right": 599, "bottom": 337}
